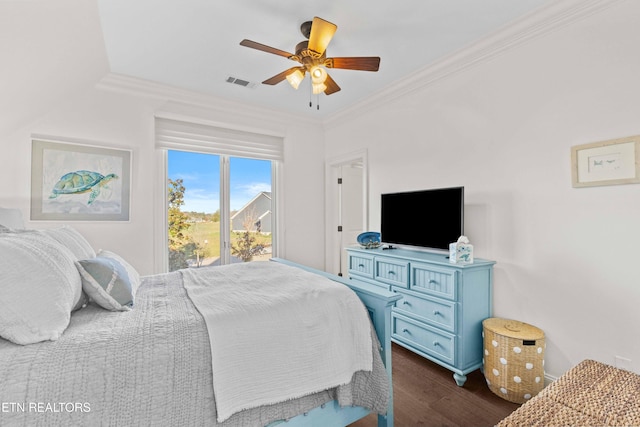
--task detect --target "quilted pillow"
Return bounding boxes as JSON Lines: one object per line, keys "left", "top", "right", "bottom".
{"left": 76, "top": 251, "right": 138, "bottom": 311}
{"left": 0, "top": 207, "right": 25, "bottom": 229}
{"left": 40, "top": 226, "right": 96, "bottom": 260}
{"left": 0, "top": 232, "right": 83, "bottom": 345}
{"left": 0, "top": 226, "right": 91, "bottom": 311}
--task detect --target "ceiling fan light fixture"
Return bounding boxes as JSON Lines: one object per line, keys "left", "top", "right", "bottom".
{"left": 285, "top": 69, "right": 305, "bottom": 90}
{"left": 312, "top": 82, "right": 327, "bottom": 95}
{"left": 240, "top": 16, "right": 379, "bottom": 105}
{"left": 310, "top": 66, "right": 327, "bottom": 84}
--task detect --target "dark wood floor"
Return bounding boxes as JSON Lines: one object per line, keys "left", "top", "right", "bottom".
{"left": 351, "top": 344, "right": 520, "bottom": 427}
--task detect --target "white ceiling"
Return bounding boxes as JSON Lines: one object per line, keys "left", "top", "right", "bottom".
{"left": 96, "top": 0, "right": 552, "bottom": 118}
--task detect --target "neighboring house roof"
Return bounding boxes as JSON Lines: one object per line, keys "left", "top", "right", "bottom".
{"left": 230, "top": 192, "right": 271, "bottom": 220}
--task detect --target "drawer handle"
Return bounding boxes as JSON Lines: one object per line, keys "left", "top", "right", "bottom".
{"left": 402, "top": 328, "right": 411, "bottom": 334}
{"left": 403, "top": 301, "right": 411, "bottom": 306}
{"left": 433, "top": 341, "right": 440, "bottom": 347}
{"left": 358, "top": 264, "right": 365, "bottom": 268}
{"left": 433, "top": 310, "right": 441, "bottom": 316}
{"left": 388, "top": 270, "right": 396, "bottom": 275}
{"left": 429, "top": 279, "right": 437, "bottom": 284}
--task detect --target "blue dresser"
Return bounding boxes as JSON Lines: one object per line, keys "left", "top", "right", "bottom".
{"left": 346, "top": 246, "right": 495, "bottom": 386}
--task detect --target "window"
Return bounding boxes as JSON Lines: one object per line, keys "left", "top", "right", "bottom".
{"left": 156, "top": 117, "right": 282, "bottom": 272}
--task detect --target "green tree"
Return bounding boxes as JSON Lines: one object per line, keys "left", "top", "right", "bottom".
{"left": 168, "top": 178, "right": 192, "bottom": 271}
{"left": 231, "top": 209, "right": 265, "bottom": 262}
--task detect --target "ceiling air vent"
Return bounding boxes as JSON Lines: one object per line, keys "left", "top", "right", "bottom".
{"left": 225, "top": 76, "right": 256, "bottom": 88}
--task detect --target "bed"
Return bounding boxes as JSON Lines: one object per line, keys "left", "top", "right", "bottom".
{"left": 497, "top": 359, "right": 640, "bottom": 427}
{"left": 0, "top": 209, "right": 400, "bottom": 427}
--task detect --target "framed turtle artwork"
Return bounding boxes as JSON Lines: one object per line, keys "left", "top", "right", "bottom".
{"left": 31, "top": 138, "right": 131, "bottom": 221}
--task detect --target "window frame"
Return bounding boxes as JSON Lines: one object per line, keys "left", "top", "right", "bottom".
{"left": 153, "top": 115, "right": 285, "bottom": 273}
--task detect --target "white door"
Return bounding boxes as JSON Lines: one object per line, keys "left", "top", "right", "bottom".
{"left": 338, "top": 163, "right": 364, "bottom": 276}
{"left": 325, "top": 150, "right": 368, "bottom": 276}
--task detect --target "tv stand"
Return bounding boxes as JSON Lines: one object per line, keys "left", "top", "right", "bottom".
{"left": 346, "top": 246, "right": 495, "bottom": 386}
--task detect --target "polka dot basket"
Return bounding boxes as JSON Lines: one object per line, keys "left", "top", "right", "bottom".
{"left": 482, "top": 317, "right": 545, "bottom": 404}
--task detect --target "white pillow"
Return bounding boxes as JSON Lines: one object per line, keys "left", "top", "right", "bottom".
{"left": 0, "top": 208, "right": 25, "bottom": 229}
{"left": 40, "top": 226, "right": 96, "bottom": 260}
{"left": 0, "top": 226, "right": 91, "bottom": 311}
{"left": 0, "top": 232, "right": 83, "bottom": 345}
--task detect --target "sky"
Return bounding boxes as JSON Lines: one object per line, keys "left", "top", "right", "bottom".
{"left": 168, "top": 150, "right": 271, "bottom": 213}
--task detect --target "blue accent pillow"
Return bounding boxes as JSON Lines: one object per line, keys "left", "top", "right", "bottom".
{"left": 97, "top": 250, "right": 140, "bottom": 296}
{"left": 76, "top": 255, "right": 134, "bottom": 311}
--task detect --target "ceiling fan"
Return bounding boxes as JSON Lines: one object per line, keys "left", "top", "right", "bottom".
{"left": 240, "top": 17, "right": 380, "bottom": 97}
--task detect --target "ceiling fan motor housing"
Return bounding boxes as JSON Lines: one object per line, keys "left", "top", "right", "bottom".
{"left": 300, "top": 21, "right": 313, "bottom": 39}
{"left": 294, "top": 41, "right": 326, "bottom": 70}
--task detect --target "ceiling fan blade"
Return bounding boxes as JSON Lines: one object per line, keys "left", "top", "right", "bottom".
{"left": 308, "top": 17, "right": 337, "bottom": 55}
{"left": 325, "top": 57, "right": 380, "bottom": 71}
{"left": 262, "top": 67, "right": 305, "bottom": 85}
{"left": 323, "top": 73, "right": 341, "bottom": 95}
{"left": 240, "top": 39, "right": 294, "bottom": 59}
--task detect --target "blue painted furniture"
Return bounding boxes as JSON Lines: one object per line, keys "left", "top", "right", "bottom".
{"left": 270, "top": 258, "right": 401, "bottom": 427}
{"left": 346, "top": 246, "right": 495, "bottom": 387}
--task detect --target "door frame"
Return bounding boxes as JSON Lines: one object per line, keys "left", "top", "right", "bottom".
{"left": 324, "top": 149, "right": 368, "bottom": 275}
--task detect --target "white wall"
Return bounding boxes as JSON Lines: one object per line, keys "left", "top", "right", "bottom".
{"left": 0, "top": 1, "right": 327, "bottom": 275}
{"left": 324, "top": 1, "right": 640, "bottom": 378}
{"left": 0, "top": 0, "right": 109, "bottom": 136}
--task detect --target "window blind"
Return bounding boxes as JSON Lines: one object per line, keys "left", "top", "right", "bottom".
{"left": 155, "top": 117, "right": 284, "bottom": 161}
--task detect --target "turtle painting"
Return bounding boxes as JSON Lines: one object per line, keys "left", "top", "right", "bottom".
{"left": 49, "top": 170, "right": 119, "bottom": 205}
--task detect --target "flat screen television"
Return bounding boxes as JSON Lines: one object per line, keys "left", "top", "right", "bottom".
{"left": 381, "top": 186, "right": 464, "bottom": 251}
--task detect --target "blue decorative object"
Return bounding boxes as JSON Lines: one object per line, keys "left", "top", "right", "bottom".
{"left": 357, "top": 232, "right": 381, "bottom": 248}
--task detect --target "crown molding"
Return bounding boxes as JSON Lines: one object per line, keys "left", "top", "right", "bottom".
{"left": 323, "top": 0, "right": 623, "bottom": 127}
{"left": 96, "top": 73, "right": 321, "bottom": 130}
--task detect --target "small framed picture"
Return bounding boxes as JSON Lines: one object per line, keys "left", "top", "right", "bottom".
{"left": 31, "top": 138, "right": 131, "bottom": 221}
{"left": 571, "top": 135, "right": 640, "bottom": 188}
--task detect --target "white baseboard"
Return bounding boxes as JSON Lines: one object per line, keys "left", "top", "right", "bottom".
{"left": 544, "top": 373, "right": 557, "bottom": 387}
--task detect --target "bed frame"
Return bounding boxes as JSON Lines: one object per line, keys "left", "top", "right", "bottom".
{"left": 269, "top": 258, "right": 401, "bottom": 427}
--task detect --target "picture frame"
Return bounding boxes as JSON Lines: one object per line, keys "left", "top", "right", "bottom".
{"left": 31, "top": 138, "right": 131, "bottom": 221}
{"left": 571, "top": 135, "right": 640, "bottom": 188}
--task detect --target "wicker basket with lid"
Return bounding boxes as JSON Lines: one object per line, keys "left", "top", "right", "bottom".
{"left": 482, "top": 317, "right": 545, "bottom": 404}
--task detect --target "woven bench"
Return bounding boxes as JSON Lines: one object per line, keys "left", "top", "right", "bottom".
{"left": 498, "top": 359, "right": 640, "bottom": 427}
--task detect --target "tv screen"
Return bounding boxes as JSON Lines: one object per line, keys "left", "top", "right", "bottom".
{"left": 381, "top": 186, "right": 464, "bottom": 251}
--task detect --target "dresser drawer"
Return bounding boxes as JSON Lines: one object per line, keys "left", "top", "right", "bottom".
{"left": 411, "top": 262, "right": 457, "bottom": 300}
{"left": 348, "top": 253, "right": 374, "bottom": 279}
{"left": 394, "top": 289, "right": 456, "bottom": 333}
{"left": 347, "top": 246, "right": 494, "bottom": 386}
{"left": 392, "top": 313, "right": 455, "bottom": 364}
{"left": 375, "top": 259, "right": 409, "bottom": 287}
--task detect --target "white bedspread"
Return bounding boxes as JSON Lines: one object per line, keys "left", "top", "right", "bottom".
{"left": 182, "top": 261, "right": 373, "bottom": 422}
